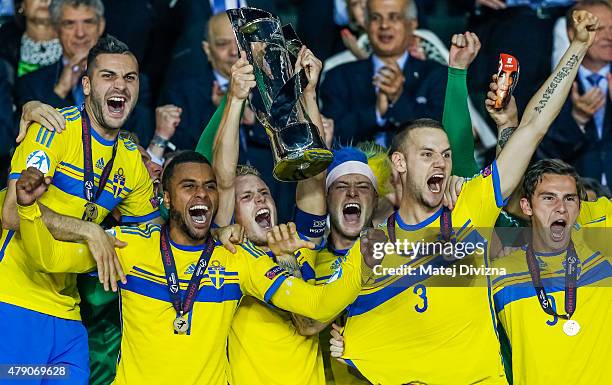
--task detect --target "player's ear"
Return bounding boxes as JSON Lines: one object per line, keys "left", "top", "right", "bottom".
{"left": 519, "top": 197, "right": 533, "bottom": 217}
{"left": 391, "top": 151, "right": 407, "bottom": 174}
{"left": 202, "top": 41, "right": 211, "bottom": 57}
{"left": 163, "top": 189, "right": 171, "bottom": 210}
{"left": 83, "top": 75, "right": 91, "bottom": 96}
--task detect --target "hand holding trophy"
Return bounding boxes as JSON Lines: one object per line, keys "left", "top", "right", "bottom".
{"left": 226, "top": 8, "right": 333, "bottom": 181}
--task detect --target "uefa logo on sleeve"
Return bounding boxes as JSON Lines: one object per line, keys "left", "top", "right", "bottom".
{"left": 26, "top": 150, "right": 51, "bottom": 174}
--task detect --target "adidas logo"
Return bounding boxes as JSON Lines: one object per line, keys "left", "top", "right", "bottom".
{"left": 95, "top": 157, "right": 105, "bottom": 170}
{"left": 184, "top": 264, "right": 195, "bottom": 275}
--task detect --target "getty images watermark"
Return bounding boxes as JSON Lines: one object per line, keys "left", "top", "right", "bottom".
{"left": 370, "top": 239, "right": 507, "bottom": 278}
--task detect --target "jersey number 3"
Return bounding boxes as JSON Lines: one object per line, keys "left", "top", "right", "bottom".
{"left": 414, "top": 284, "right": 428, "bottom": 313}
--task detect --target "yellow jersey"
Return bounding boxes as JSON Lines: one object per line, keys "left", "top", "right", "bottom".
{"left": 228, "top": 246, "right": 325, "bottom": 385}
{"left": 0, "top": 105, "right": 158, "bottom": 321}
{"left": 578, "top": 197, "right": 611, "bottom": 227}
{"left": 341, "top": 163, "right": 508, "bottom": 385}
{"left": 492, "top": 242, "right": 612, "bottom": 385}
{"left": 313, "top": 244, "right": 371, "bottom": 385}
{"left": 576, "top": 198, "right": 612, "bottom": 256}
{"left": 16, "top": 204, "right": 368, "bottom": 385}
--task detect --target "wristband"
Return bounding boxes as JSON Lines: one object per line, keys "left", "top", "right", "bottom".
{"left": 293, "top": 206, "right": 327, "bottom": 238}
{"left": 150, "top": 134, "right": 168, "bottom": 148}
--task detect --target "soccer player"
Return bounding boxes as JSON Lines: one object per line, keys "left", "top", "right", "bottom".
{"left": 13, "top": 151, "right": 380, "bottom": 385}
{"left": 212, "top": 47, "right": 332, "bottom": 385}
{"left": 0, "top": 36, "right": 160, "bottom": 382}
{"left": 492, "top": 159, "right": 612, "bottom": 384}
{"left": 332, "top": 10, "right": 600, "bottom": 385}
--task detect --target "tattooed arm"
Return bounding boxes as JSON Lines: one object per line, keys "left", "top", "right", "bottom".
{"left": 496, "top": 10, "right": 598, "bottom": 199}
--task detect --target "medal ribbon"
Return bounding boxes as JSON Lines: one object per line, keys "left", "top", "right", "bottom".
{"left": 386, "top": 207, "right": 453, "bottom": 259}
{"left": 525, "top": 241, "right": 579, "bottom": 320}
{"left": 81, "top": 109, "right": 118, "bottom": 204}
{"left": 160, "top": 225, "right": 216, "bottom": 318}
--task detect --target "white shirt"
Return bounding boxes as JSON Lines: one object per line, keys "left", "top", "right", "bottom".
{"left": 209, "top": 0, "right": 246, "bottom": 14}
{"left": 213, "top": 69, "right": 229, "bottom": 92}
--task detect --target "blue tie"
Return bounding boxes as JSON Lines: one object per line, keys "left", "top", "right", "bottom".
{"left": 587, "top": 73, "right": 604, "bottom": 88}
{"left": 586, "top": 73, "right": 606, "bottom": 140}
{"left": 212, "top": 0, "right": 226, "bottom": 14}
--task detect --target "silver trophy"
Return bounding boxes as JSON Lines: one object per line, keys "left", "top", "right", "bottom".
{"left": 226, "top": 8, "right": 333, "bottom": 182}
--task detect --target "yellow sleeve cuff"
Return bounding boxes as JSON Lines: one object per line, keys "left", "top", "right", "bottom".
{"left": 17, "top": 202, "right": 42, "bottom": 221}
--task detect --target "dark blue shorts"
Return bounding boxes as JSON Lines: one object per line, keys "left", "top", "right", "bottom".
{"left": 0, "top": 302, "right": 89, "bottom": 385}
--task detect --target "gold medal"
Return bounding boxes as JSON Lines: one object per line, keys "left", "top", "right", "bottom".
{"left": 173, "top": 315, "right": 189, "bottom": 334}
{"left": 83, "top": 202, "right": 98, "bottom": 222}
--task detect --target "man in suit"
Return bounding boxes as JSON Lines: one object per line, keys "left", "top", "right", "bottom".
{"left": 160, "top": 12, "right": 295, "bottom": 221}
{"left": 159, "top": 12, "right": 238, "bottom": 150}
{"left": 15, "top": 0, "right": 153, "bottom": 144}
{"left": 538, "top": 0, "right": 612, "bottom": 186}
{"left": 320, "top": 0, "right": 446, "bottom": 146}
{"left": 166, "top": 0, "right": 277, "bottom": 79}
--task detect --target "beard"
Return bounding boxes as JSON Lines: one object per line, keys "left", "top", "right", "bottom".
{"left": 169, "top": 207, "right": 206, "bottom": 242}
{"left": 248, "top": 228, "right": 268, "bottom": 247}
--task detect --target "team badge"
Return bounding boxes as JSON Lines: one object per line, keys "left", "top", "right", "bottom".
{"left": 26, "top": 150, "right": 50, "bottom": 174}
{"left": 113, "top": 168, "right": 126, "bottom": 198}
{"left": 207, "top": 260, "right": 225, "bottom": 289}
{"left": 265, "top": 265, "right": 284, "bottom": 280}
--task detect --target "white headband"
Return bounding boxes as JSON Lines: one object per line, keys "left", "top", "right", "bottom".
{"left": 326, "top": 161, "right": 378, "bottom": 192}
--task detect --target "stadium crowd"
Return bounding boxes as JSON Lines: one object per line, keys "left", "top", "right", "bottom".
{"left": 0, "top": 0, "right": 611, "bottom": 385}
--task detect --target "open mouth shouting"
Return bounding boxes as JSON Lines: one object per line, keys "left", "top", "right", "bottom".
{"left": 343, "top": 202, "right": 362, "bottom": 225}
{"left": 254, "top": 208, "right": 272, "bottom": 230}
{"left": 550, "top": 219, "right": 567, "bottom": 242}
{"left": 106, "top": 95, "right": 128, "bottom": 118}
{"left": 427, "top": 174, "right": 444, "bottom": 194}
{"left": 188, "top": 204, "right": 210, "bottom": 227}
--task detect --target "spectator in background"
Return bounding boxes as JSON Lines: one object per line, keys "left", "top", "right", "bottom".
{"left": 159, "top": 12, "right": 237, "bottom": 151}
{"left": 166, "top": 0, "right": 276, "bottom": 79}
{"left": 538, "top": 0, "right": 612, "bottom": 185}
{"left": 0, "top": 0, "right": 62, "bottom": 79}
{"left": 15, "top": 0, "right": 153, "bottom": 145}
{"left": 320, "top": 0, "right": 446, "bottom": 146}
{"left": 323, "top": 0, "right": 370, "bottom": 77}
{"left": 459, "top": 0, "right": 574, "bottom": 114}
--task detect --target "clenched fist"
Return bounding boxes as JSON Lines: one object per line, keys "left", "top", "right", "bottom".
{"left": 360, "top": 228, "right": 387, "bottom": 268}
{"left": 16, "top": 167, "right": 51, "bottom": 206}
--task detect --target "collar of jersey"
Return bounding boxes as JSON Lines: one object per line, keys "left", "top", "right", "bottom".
{"left": 520, "top": 244, "right": 567, "bottom": 257}
{"left": 169, "top": 236, "right": 207, "bottom": 251}
{"left": 90, "top": 125, "right": 118, "bottom": 146}
{"left": 395, "top": 207, "right": 443, "bottom": 231}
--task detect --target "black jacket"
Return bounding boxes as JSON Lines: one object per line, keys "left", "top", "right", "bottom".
{"left": 320, "top": 54, "right": 447, "bottom": 145}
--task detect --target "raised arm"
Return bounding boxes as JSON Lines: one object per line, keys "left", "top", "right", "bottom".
{"left": 195, "top": 94, "right": 228, "bottom": 162}
{"left": 496, "top": 10, "right": 599, "bottom": 199}
{"left": 294, "top": 47, "right": 329, "bottom": 241}
{"left": 444, "top": 31, "right": 481, "bottom": 177}
{"left": 212, "top": 53, "right": 256, "bottom": 226}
